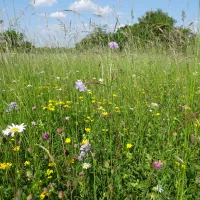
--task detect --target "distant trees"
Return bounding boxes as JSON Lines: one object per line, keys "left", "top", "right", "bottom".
{"left": 75, "top": 25, "right": 112, "bottom": 50}
{"left": 0, "top": 29, "right": 34, "bottom": 52}
{"left": 76, "top": 9, "right": 195, "bottom": 51}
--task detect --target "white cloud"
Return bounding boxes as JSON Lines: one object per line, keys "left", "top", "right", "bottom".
{"left": 31, "top": 0, "right": 57, "bottom": 7}
{"left": 69, "top": 0, "right": 111, "bottom": 15}
{"left": 49, "top": 12, "right": 66, "bottom": 18}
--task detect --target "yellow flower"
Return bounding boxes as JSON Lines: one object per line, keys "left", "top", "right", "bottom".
{"left": 64, "top": 105, "right": 70, "bottom": 109}
{"left": 113, "top": 94, "right": 117, "bottom": 97}
{"left": 13, "top": 146, "right": 20, "bottom": 152}
{"left": 126, "top": 143, "right": 133, "bottom": 149}
{"left": 102, "top": 112, "right": 109, "bottom": 117}
{"left": 87, "top": 91, "right": 92, "bottom": 95}
{"left": 79, "top": 96, "right": 83, "bottom": 100}
{"left": 65, "top": 138, "right": 71, "bottom": 144}
{"left": 85, "top": 116, "right": 94, "bottom": 123}
{"left": 114, "top": 107, "right": 120, "bottom": 113}
{"left": 181, "top": 164, "right": 186, "bottom": 169}
{"left": 48, "top": 106, "right": 55, "bottom": 111}
{"left": 24, "top": 161, "right": 30, "bottom": 166}
{"left": 56, "top": 101, "right": 65, "bottom": 105}
{"left": 85, "top": 128, "right": 91, "bottom": 133}
{"left": 40, "top": 192, "right": 46, "bottom": 200}
{"left": 66, "top": 101, "right": 72, "bottom": 104}
{"left": 66, "top": 158, "right": 75, "bottom": 164}
{"left": 48, "top": 162, "right": 56, "bottom": 167}
{"left": 0, "top": 163, "right": 12, "bottom": 170}
{"left": 46, "top": 169, "right": 53, "bottom": 177}
{"left": 82, "top": 139, "right": 89, "bottom": 144}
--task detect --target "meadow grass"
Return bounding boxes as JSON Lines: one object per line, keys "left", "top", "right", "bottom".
{"left": 0, "top": 48, "right": 200, "bottom": 199}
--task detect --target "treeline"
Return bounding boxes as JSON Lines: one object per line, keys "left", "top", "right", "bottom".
{"left": 0, "top": 9, "right": 196, "bottom": 53}
{"left": 76, "top": 9, "right": 196, "bottom": 52}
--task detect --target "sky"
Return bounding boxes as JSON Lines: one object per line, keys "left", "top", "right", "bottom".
{"left": 0, "top": 0, "right": 199, "bottom": 47}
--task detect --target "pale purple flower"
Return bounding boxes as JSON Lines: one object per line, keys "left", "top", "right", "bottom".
{"left": 6, "top": 102, "right": 19, "bottom": 113}
{"left": 80, "top": 142, "right": 91, "bottom": 153}
{"left": 75, "top": 80, "right": 86, "bottom": 92}
{"left": 42, "top": 133, "right": 50, "bottom": 141}
{"left": 152, "top": 161, "right": 163, "bottom": 169}
{"left": 108, "top": 41, "right": 119, "bottom": 49}
{"left": 78, "top": 142, "right": 91, "bottom": 161}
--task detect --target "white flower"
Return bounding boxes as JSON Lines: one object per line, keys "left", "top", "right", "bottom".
{"left": 27, "top": 85, "right": 33, "bottom": 87}
{"left": 83, "top": 163, "right": 91, "bottom": 169}
{"left": 99, "top": 78, "right": 103, "bottom": 83}
{"left": 65, "top": 116, "right": 70, "bottom": 121}
{"left": 2, "top": 129, "right": 11, "bottom": 136}
{"left": 3, "top": 123, "right": 26, "bottom": 137}
{"left": 56, "top": 77, "right": 60, "bottom": 80}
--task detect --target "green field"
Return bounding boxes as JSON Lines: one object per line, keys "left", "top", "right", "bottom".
{"left": 0, "top": 48, "right": 200, "bottom": 199}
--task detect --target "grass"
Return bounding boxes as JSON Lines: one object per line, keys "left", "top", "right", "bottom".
{"left": 0, "top": 48, "right": 200, "bottom": 199}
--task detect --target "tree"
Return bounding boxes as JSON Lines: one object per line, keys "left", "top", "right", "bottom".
{"left": 0, "top": 29, "right": 34, "bottom": 52}
{"left": 75, "top": 25, "right": 112, "bottom": 50}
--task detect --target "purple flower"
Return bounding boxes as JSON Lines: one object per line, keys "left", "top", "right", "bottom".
{"left": 152, "top": 161, "right": 163, "bottom": 169}
{"left": 75, "top": 80, "right": 86, "bottom": 92}
{"left": 42, "top": 133, "right": 50, "bottom": 141}
{"left": 108, "top": 41, "right": 119, "bottom": 49}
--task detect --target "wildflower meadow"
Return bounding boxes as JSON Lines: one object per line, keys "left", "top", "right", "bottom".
{"left": 0, "top": 0, "right": 200, "bottom": 199}
{"left": 1, "top": 46, "right": 200, "bottom": 199}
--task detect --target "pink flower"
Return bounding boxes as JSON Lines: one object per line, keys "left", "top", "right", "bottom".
{"left": 152, "top": 161, "right": 163, "bottom": 169}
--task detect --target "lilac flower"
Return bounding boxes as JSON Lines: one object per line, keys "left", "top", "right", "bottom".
{"left": 108, "top": 41, "right": 119, "bottom": 49}
{"left": 152, "top": 161, "right": 163, "bottom": 170}
{"left": 75, "top": 80, "right": 86, "bottom": 92}
{"left": 78, "top": 142, "right": 91, "bottom": 161}
{"left": 42, "top": 133, "right": 50, "bottom": 141}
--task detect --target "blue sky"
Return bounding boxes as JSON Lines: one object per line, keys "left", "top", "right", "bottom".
{"left": 0, "top": 0, "right": 199, "bottom": 46}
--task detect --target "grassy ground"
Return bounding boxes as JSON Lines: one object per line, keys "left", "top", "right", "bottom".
{"left": 0, "top": 49, "right": 200, "bottom": 199}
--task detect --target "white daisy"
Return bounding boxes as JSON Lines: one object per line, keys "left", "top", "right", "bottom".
{"left": 83, "top": 163, "right": 91, "bottom": 169}
{"left": 4, "top": 123, "right": 26, "bottom": 137}
{"left": 2, "top": 129, "right": 11, "bottom": 136}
